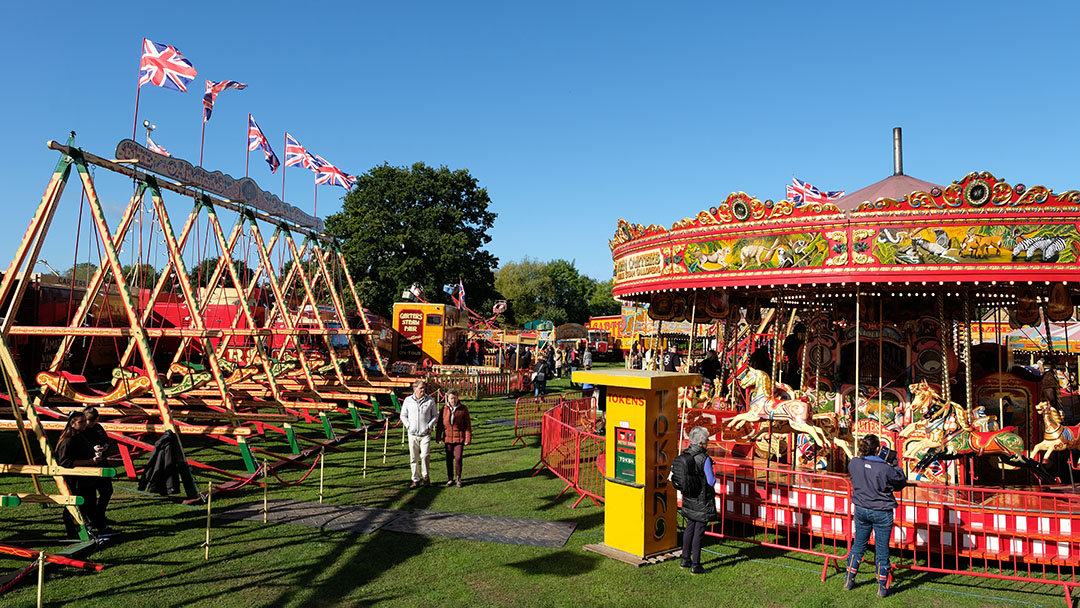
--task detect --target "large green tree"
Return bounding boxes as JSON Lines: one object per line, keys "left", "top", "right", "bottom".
{"left": 326, "top": 162, "right": 498, "bottom": 317}
{"left": 495, "top": 258, "right": 614, "bottom": 326}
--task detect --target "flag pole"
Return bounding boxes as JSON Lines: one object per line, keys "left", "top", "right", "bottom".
{"left": 245, "top": 114, "right": 250, "bottom": 178}
{"left": 314, "top": 180, "right": 318, "bottom": 217}
{"left": 132, "top": 39, "right": 145, "bottom": 141}
{"left": 281, "top": 132, "right": 287, "bottom": 201}
{"left": 199, "top": 118, "right": 206, "bottom": 167}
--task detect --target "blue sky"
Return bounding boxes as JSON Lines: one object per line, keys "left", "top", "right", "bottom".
{"left": 2, "top": 1, "right": 1080, "bottom": 282}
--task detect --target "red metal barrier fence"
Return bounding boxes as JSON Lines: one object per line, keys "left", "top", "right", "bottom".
{"left": 702, "top": 458, "right": 853, "bottom": 580}
{"left": 893, "top": 483, "right": 1080, "bottom": 606}
{"left": 511, "top": 393, "right": 570, "bottom": 446}
{"left": 538, "top": 400, "right": 604, "bottom": 508}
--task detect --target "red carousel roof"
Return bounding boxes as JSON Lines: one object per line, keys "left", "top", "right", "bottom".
{"left": 831, "top": 173, "right": 942, "bottom": 212}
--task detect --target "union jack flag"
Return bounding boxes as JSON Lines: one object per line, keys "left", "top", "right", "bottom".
{"left": 247, "top": 115, "right": 280, "bottom": 173}
{"left": 284, "top": 133, "right": 311, "bottom": 168}
{"left": 138, "top": 39, "right": 198, "bottom": 92}
{"left": 203, "top": 80, "right": 247, "bottom": 123}
{"left": 312, "top": 154, "right": 355, "bottom": 189}
{"left": 146, "top": 135, "right": 171, "bottom": 157}
{"left": 786, "top": 177, "right": 844, "bottom": 206}
{"left": 304, "top": 151, "right": 326, "bottom": 173}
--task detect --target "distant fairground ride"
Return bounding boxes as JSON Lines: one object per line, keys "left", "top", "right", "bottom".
{"left": 608, "top": 132, "right": 1080, "bottom": 603}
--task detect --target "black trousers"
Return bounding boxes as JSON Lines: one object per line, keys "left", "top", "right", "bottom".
{"left": 682, "top": 519, "right": 706, "bottom": 566}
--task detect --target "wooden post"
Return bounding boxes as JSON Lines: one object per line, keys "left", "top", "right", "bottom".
{"left": 204, "top": 481, "right": 212, "bottom": 561}
{"left": 262, "top": 459, "right": 268, "bottom": 523}
{"left": 382, "top": 419, "right": 389, "bottom": 464}
{"left": 36, "top": 549, "right": 44, "bottom": 608}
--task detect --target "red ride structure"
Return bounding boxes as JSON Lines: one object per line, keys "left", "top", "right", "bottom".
{"left": 609, "top": 132, "right": 1080, "bottom": 605}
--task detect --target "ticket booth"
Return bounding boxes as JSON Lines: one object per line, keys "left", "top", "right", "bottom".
{"left": 573, "top": 369, "right": 701, "bottom": 562}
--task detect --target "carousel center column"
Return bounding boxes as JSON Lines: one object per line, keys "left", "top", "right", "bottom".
{"left": 573, "top": 368, "right": 701, "bottom": 561}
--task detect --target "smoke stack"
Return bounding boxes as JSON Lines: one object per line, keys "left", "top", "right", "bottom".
{"left": 892, "top": 127, "right": 903, "bottom": 176}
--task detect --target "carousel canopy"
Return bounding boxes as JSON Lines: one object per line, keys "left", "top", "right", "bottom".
{"left": 830, "top": 174, "right": 943, "bottom": 212}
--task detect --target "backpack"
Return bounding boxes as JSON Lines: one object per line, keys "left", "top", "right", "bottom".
{"left": 671, "top": 450, "right": 702, "bottom": 498}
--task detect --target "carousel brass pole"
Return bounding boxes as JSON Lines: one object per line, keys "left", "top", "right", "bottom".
{"left": 689, "top": 292, "right": 697, "bottom": 372}
{"left": 963, "top": 290, "right": 974, "bottom": 412}
{"left": 938, "top": 290, "right": 950, "bottom": 403}
{"left": 799, "top": 306, "right": 809, "bottom": 392}
{"left": 854, "top": 290, "right": 861, "bottom": 447}
{"left": 878, "top": 297, "right": 883, "bottom": 412}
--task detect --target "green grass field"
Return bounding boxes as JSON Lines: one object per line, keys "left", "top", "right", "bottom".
{"left": 0, "top": 365, "right": 1069, "bottom": 607}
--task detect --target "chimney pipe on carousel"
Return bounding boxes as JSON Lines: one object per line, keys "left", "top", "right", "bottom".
{"left": 893, "top": 127, "right": 903, "bottom": 176}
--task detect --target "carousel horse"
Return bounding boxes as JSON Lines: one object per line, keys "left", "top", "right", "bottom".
{"left": 1030, "top": 400, "right": 1080, "bottom": 462}
{"left": 727, "top": 366, "right": 830, "bottom": 448}
{"left": 910, "top": 394, "right": 1056, "bottom": 483}
{"left": 898, "top": 381, "right": 967, "bottom": 458}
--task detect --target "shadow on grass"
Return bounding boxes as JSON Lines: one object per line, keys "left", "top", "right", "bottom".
{"left": 506, "top": 549, "right": 601, "bottom": 576}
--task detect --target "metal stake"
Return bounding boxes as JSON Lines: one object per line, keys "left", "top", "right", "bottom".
{"left": 36, "top": 550, "right": 44, "bottom": 608}
{"left": 363, "top": 427, "right": 369, "bottom": 479}
{"left": 318, "top": 448, "right": 325, "bottom": 503}
{"left": 262, "top": 459, "right": 268, "bottom": 523}
{"left": 383, "top": 419, "right": 389, "bottom": 464}
{"left": 204, "top": 481, "right": 212, "bottom": 561}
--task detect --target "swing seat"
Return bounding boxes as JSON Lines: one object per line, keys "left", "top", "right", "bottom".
{"left": 37, "top": 371, "right": 152, "bottom": 405}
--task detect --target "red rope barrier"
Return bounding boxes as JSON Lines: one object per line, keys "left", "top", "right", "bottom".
{"left": 266, "top": 454, "right": 322, "bottom": 487}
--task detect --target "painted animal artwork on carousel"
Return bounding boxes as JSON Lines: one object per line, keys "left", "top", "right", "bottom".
{"left": 876, "top": 228, "right": 959, "bottom": 263}
{"left": 1030, "top": 400, "right": 1080, "bottom": 462}
{"left": 901, "top": 383, "right": 1057, "bottom": 482}
{"left": 727, "top": 365, "right": 830, "bottom": 448}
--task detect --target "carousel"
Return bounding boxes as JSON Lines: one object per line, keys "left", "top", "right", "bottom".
{"left": 609, "top": 130, "right": 1080, "bottom": 603}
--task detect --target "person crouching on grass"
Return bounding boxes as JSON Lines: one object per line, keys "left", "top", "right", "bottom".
{"left": 435, "top": 388, "right": 472, "bottom": 487}
{"left": 844, "top": 433, "right": 907, "bottom": 598}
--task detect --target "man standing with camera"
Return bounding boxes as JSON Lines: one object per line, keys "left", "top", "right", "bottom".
{"left": 844, "top": 433, "right": 907, "bottom": 598}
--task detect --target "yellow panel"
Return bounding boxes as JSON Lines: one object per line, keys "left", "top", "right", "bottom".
{"left": 572, "top": 369, "right": 701, "bottom": 391}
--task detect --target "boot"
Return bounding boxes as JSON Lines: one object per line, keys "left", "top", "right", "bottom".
{"left": 877, "top": 578, "right": 889, "bottom": 598}
{"left": 843, "top": 568, "right": 857, "bottom": 591}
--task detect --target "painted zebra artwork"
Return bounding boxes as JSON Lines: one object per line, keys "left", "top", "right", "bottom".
{"left": 1011, "top": 229, "right": 1069, "bottom": 262}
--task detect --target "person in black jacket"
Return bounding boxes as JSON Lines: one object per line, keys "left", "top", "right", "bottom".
{"left": 532, "top": 355, "right": 550, "bottom": 396}
{"left": 678, "top": 426, "right": 716, "bottom": 574}
{"left": 844, "top": 434, "right": 907, "bottom": 597}
{"left": 55, "top": 412, "right": 106, "bottom": 536}
{"left": 82, "top": 407, "right": 115, "bottom": 527}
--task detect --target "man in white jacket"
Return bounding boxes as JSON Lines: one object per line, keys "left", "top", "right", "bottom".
{"left": 400, "top": 379, "right": 438, "bottom": 488}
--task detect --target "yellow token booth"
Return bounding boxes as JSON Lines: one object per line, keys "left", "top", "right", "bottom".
{"left": 572, "top": 369, "right": 700, "bottom": 562}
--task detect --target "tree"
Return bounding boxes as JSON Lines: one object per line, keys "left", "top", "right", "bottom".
{"left": 495, "top": 258, "right": 607, "bottom": 327}
{"left": 588, "top": 278, "right": 621, "bottom": 318}
{"left": 190, "top": 258, "right": 253, "bottom": 287}
{"left": 325, "top": 162, "right": 498, "bottom": 317}
{"left": 62, "top": 263, "right": 98, "bottom": 283}
{"left": 122, "top": 263, "right": 159, "bottom": 290}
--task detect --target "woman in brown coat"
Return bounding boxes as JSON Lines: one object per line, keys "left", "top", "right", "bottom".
{"left": 435, "top": 388, "right": 472, "bottom": 487}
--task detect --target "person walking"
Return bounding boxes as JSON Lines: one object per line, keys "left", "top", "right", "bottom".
{"left": 400, "top": 379, "right": 438, "bottom": 488}
{"left": 435, "top": 388, "right": 472, "bottom": 487}
{"left": 844, "top": 433, "right": 907, "bottom": 597}
{"left": 678, "top": 426, "right": 716, "bottom": 574}
{"left": 553, "top": 348, "right": 564, "bottom": 378}
{"left": 582, "top": 346, "right": 593, "bottom": 370}
{"left": 533, "top": 355, "right": 551, "bottom": 396}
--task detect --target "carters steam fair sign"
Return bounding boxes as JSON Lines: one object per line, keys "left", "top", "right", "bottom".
{"left": 115, "top": 139, "right": 324, "bottom": 231}
{"left": 615, "top": 248, "right": 663, "bottom": 283}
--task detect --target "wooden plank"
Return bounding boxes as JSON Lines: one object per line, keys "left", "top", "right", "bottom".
{"left": 0, "top": 419, "right": 251, "bottom": 435}
{"left": 0, "top": 464, "right": 116, "bottom": 477}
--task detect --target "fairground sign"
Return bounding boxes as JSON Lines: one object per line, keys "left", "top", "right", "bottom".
{"left": 115, "top": 139, "right": 324, "bottom": 231}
